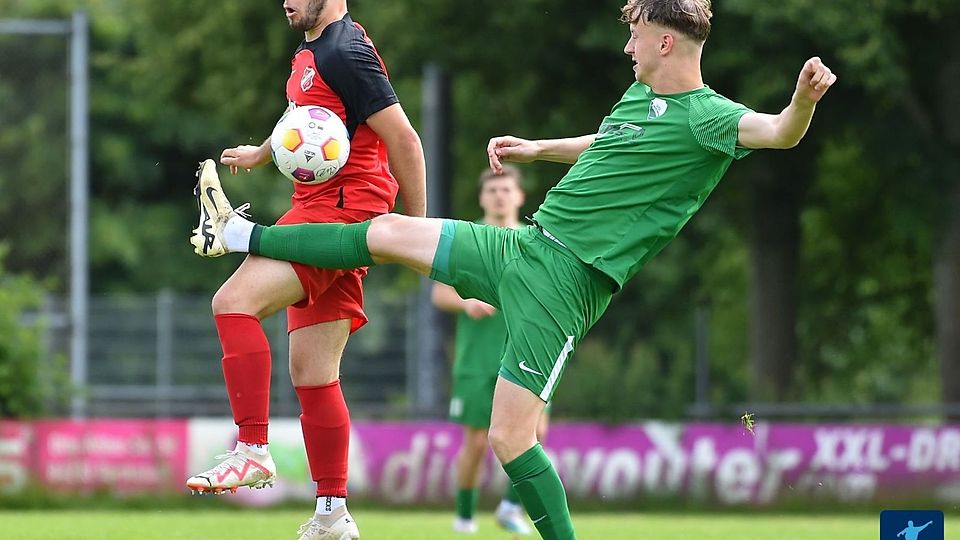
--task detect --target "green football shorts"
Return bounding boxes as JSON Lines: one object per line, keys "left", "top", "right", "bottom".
{"left": 449, "top": 373, "right": 554, "bottom": 428}
{"left": 432, "top": 222, "right": 614, "bottom": 402}
{"left": 449, "top": 374, "right": 497, "bottom": 428}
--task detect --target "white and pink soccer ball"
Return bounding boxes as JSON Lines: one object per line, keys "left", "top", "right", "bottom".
{"left": 270, "top": 105, "right": 350, "bottom": 185}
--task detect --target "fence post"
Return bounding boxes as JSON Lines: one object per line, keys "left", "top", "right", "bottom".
{"left": 68, "top": 10, "right": 90, "bottom": 419}
{"left": 692, "top": 304, "right": 712, "bottom": 418}
{"left": 156, "top": 289, "right": 174, "bottom": 417}
{"left": 273, "top": 312, "right": 294, "bottom": 416}
{"left": 409, "top": 63, "right": 451, "bottom": 417}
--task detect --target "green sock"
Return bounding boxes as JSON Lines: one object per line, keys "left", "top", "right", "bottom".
{"left": 250, "top": 221, "right": 374, "bottom": 269}
{"left": 503, "top": 483, "right": 522, "bottom": 505}
{"left": 455, "top": 488, "right": 478, "bottom": 520}
{"left": 502, "top": 444, "right": 576, "bottom": 540}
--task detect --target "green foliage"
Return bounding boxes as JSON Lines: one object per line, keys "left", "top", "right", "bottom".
{"left": 0, "top": 32, "right": 68, "bottom": 288}
{"left": 797, "top": 133, "right": 937, "bottom": 403}
{"left": 358, "top": 0, "right": 630, "bottom": 214}
{"left": 1, "top": 0, "right": 958, "bottom": 418}
{"left": 0, "top": 247, "right": 48, "bottom": 418}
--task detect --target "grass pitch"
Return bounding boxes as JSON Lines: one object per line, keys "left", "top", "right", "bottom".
{"left": 0, "top": 509, "right": 880, "bottom": 539}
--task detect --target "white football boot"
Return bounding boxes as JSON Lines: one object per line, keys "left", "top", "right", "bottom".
{"left": 190, "top": 159, "right": 250, "bottom": 257}
{"left": 296, "top": 507, "right": 361, "bottom": 540}
{"left": 185, "top": 445, "right": 276, "bottom": 495}
{"left": 495, "top": 500, "right": 533, "bottom": 535}
{"left": 452, "top": 517, "right": 479, "bottom": 534}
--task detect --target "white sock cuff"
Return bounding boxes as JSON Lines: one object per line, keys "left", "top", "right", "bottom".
{"left": 315, "top": 496, "right": 347, "bottom": 515}
{"left": 223, "top": 214, "right": 255, "bottom": 252}
{"left": 237, "top": 441, "right": 269, "bottom": 456}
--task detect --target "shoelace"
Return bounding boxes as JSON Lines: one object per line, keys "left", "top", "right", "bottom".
{"left": 213, "top": 202, "right": 252, "bottom": 226}
{"left": 207, "top": 451, "right": 250, "bottom": 475}
{"left": 297, "top": 518, "right": 324, "bottom": 538}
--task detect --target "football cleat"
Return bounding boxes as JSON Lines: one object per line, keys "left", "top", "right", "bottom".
{"left": 297, "top": 507, "right": 361, "bottom": 540}
{"left": 189, "top": 159, "right": 250, "bottom": 257}
{"left": 185, "top": 447, "right": 276, "bottom": 494}
{"left": 495, "top": 501, "right": 533, "bottom": 535}
{"left": 452, "top": 517, "right": 479, "bottom": 534}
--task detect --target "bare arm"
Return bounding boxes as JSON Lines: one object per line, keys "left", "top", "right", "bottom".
{"left": 367, "top": 103, "right": 427, "bottom": 217}
{"left": 220, "top": 138, "right": 273, "bottom": 175}
{"left": 431, "top": 282, "right": 496, "bottom": 320}
{"left": 487, "top": 134, "right": 596, "bottom": 173}
{"left": 737, "top": 57, "right": 837, "bottom": 150}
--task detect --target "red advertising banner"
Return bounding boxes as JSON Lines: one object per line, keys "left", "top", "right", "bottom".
{"left": 1, "top": 420, "right": 189, "bottom": 494}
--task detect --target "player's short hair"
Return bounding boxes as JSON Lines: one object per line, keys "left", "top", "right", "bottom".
{"left": 479, "top": 165, "right": 524, "bottom": 191}
{"left": 621, "top": 0, "right": 712, "bottom": 43}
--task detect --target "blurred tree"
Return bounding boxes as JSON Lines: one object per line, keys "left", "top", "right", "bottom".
{"left": 706, "top": 1, "right": 849, "bottom": 402}
{"left": 894, "top": 4, "right": 960, "bottom": 411}
{"left": 706, "top": 0, "right": 955, "bottom": 408}
{"left": 87, "top": 0, "right": 299, "bottom": 293}
{"left": 0, "top": 0, "right": 953, "bottom": 419}
{"left": 0, "top": 247, "right": 48, "bottom": 418}
{"left": 0, "top": 31, "right": 68, "bottom": 288}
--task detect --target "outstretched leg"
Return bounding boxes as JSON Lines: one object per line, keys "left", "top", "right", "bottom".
{"left": 248, "top": 213, "right": 444, "bottom": 276}
{"left": 192, "top": 156, "right": 446, "bottom": 276}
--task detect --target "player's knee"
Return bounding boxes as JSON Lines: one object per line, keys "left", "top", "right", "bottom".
{"left": 288, "top": 360, "right": 308, "bottom": 386}
{"left": 367, "top": 214, "right": 412, "bottom": 254}
{"left": 211, "top": 286, "right": 236, "bottom": 315}
{"left": 370, "top": 212, "right": 401, "bottom": 228}
{"left": 211, "top": 283, "right": 264, "bottom": 316}
{"left": 489, "top": 416, "right": 540, "bottom": 463}
{"left": 288, "top": 363, "right": 338, "bottom": 387}
{"left": 487, "top": 424, "right": 516, "bottom": 461}
{"left": 466, "top": 429, "right": 489, "bottom": 452}
{"left": 212, "top": 285, "right": 244, "bottom": 315}
{"left": 289, "top": 353, "right": 341, "bottom": 387}
{"left": 536, "top": 421, "right": 549, "bottom": 442}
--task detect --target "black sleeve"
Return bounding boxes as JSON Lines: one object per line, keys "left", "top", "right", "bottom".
{"left": 328, "top": 41, "right": 399, "bottom": 125}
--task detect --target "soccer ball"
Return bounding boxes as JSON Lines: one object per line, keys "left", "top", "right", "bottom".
{"left": 270, "top": 106, "right": 350, "bottom": 184}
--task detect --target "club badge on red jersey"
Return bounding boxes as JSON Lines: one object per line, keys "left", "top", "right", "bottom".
{"left": 300, "top": 66, "right": 316, "bottom": 92}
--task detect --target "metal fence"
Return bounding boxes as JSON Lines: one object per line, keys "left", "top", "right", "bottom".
{"left": 36, "top": 270, "right": 436, "bottom": 419}
{"left": 30, "top": 279, "right": 960, "bottom": 422}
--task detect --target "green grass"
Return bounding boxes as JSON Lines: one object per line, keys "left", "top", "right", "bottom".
{"left": 0, "top": 509, "right": 883, "bottom": 539}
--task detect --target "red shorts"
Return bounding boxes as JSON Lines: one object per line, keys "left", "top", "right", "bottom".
{"left": 275, "top": 205, "right": 379, "bottom": 334}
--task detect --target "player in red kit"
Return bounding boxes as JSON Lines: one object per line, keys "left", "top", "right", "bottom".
{"left": 186, "top": 1, "right": 425, "bottom": 538}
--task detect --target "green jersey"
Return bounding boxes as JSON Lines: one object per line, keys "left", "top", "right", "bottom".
{"left": 452, "top": 309, "right": 507, "bottom": 378}
{"left": 533, "top": 82, "right": 754, "bottom": 289}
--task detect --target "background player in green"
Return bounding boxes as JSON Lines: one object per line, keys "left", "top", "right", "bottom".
{"left": 431, "top": 166, "right": 549, "bottom": 536}
{"left": 190, "top": 1, "right": 837, "bottom": 538}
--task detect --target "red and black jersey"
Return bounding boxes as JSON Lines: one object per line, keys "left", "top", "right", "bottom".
{"left": 286, "top": 13, "right": 399, "bottom": 213}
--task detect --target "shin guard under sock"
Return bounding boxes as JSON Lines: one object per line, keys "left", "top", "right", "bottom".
{"left": 297, "top": 381, "right": 351, "bottom": 497}
{"left": 502, "top": 444, "right": 576, "bottom": 540}
{"left": 215, "top": 313, "right": 271, "bottom": 445}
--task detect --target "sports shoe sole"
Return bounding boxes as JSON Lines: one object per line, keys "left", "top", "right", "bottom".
{"left": 186, "top": 477, "right": 275, "bottom": 495}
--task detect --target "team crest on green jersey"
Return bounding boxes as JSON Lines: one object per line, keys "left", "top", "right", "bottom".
{"left": 648, "top": 98, "right": 668, "bottom": 119}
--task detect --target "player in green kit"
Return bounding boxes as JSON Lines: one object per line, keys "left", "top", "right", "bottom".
{"left": 189, "top": 1, "right": 836, "bottom": 538}
{"left": 431, "top": 166, "right": 549, "bottom": 536}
